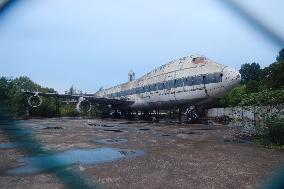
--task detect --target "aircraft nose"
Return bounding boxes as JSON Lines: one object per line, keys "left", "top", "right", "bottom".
{"left": 222, "top": 67, "right": 241, "bottom": 91}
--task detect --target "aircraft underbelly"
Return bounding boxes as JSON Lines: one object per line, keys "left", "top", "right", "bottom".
{"left": 175, "top": 85, "right": 206, "bottom": 100}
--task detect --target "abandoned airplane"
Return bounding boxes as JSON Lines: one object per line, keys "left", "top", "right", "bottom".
{"left": 24, "top": 54, "right": 241, "bottom": 119}
{"left": 94, "top": 55, "right": 241, "bottom": 109}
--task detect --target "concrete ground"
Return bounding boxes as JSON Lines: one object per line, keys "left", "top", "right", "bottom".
{"left": 0, "top": 118, "right": 283, "bottom": 189}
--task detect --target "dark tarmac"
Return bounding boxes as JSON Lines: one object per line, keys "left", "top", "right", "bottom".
{"left": 0, "top": 118, "right": 284, "bottom": 189}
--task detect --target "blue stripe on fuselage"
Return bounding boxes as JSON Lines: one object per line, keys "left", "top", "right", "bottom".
{"left": 108, "top": 72, "right": 222, "bottom": 98}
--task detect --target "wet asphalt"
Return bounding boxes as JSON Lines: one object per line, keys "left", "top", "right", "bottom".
{"left": 0, "top": 118, "right": 284, "bottom": 189}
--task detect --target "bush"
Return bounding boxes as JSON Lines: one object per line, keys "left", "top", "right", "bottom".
{"left": 61, "top": 105, "right": 80, "bottom": 117}
{"left": 246, "top": 80, "right": 259, "bottom": 93}
{"left": 217, "top": 85, "right": 247, "bottom": 107}
{"left": 264, "top": 116, "right": 284, "bottom": 146}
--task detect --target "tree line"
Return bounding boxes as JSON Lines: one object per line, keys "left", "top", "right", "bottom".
{"left": 0, "top": 76, "right": 58, "bottom": 117}
{"left": 217, "top": 48, "right": 284, "bottom": 107}
{"left": 0, "top": 76, "right": 104, "bottom": 118}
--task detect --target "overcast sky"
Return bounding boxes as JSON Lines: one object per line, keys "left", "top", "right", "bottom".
{"left": 0, "top": 0, "right": 283, "bottom": 93}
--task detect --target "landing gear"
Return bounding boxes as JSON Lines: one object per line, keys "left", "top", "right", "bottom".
{"left": 155, "top": 108, "right": 160, "bottom": 122}
{"left": 185, "top": 106, "right": 199, "bottom": 123}
{"left": 120, "top": 109, "right": 136, "bottom": 119}
{"left": 178, "top": 107, "right": 182, "bottom": 124}
{"left": 111, "top": 110, "right": 121, "bottom": 119}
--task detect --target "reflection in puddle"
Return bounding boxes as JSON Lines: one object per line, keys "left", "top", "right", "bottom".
{"left": 96, "top": 139, "right": 128, "bottom": 144}
{"left": 7, "top": 148, "right": 144, "bottom": 175}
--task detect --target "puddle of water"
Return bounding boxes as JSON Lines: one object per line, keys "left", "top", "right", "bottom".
{"left": 103, "top": 129, "right": 125, "bottom": 133}
{"left": 139, "top": 128, "right": 150, "bottom": 131}
{"left": 96, "top": 139, "right": 128, "bottom": 144}
{"left": 223, "top": 139, "right": 253, "bottom": 144}
{"left": 179, "top": 131, "right": 195, "bottom": 134}
{"left": 119, "top": 122, "right": 131, "bottom": 124}
{"left": 101, "top": 125, "right": 115, "bottom": 128}
{"left": 161, "top": 134, "right": 171, "bottom": 137}
{"left": 44, "top": 126, "right": 63, "bottom": 130}
{"left": 193, "top": 128, "right": 212, "bottom": 131}
{"left": 88, "top": 124, "right": 114, "bottom": 128}
{"left": 7, "top": 148, "right": 144, "bottom": 175}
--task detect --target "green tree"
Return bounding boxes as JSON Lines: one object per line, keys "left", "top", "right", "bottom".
{"left": 0, "top": 77, "right": 11, "bottom": 98}
{"left": 0, "top": 76, "right": 57, "bottom": 117}
{"left": 239, "top": 62, "right": 261, "bottom": 83}
{"left": 261, "top": 61, "right": 284, "bottom": 89}
{"left": 68, "top": 85, "right": 76, "bottom": 95}
{"left": 276, "top": 48, "right": 284, "bottom": 62}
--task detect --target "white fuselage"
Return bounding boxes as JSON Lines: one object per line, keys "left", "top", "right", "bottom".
{"left": 95, "top": 55, "right": 241, "bottom": 110}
